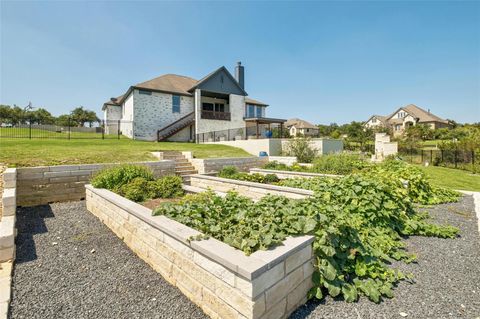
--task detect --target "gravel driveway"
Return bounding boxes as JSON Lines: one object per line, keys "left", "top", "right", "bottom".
{"left": 291, "top": 194, "right": 480, "bottom": 319}
{"left": 9, "top": 201, "right": 208, "bottom": 319}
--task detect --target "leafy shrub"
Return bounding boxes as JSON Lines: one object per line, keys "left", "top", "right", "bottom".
{"left": 263, "top": 173, "right": 280, "bottom": 184}
{"left": 218, "top": 166, "right": 239, "bottom": 178}
{"left": 311, "top": 153, "right": 370, "bottom": 175}
{"left": 91, "top": 164, "right": 154, "bottom": 190}
{"left": 154, "top": 173, "right": 458, "bottom": 303}
{"left": 218, "top": 167, "right": 280, "bottom": 184}
{"left": 118, "top": 177, "right": 150, "bottom": 202}
{"left": 285, "top": 138, "right": 317, "bottom": 163}
{"left": 263, "top": 161, "right": 307, "bottom": 172}
{"left": 148, "top": 175, "right": 184, "bottom": 199}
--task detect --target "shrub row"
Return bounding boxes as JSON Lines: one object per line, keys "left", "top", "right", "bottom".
{"left": 91, "top": 164, "right": 183, "bottom": 202}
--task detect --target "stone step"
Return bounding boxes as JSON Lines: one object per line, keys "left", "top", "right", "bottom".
{"left": 175, "top": 163, "right": 194, "bottom": 169}
{"left": 175, "top": 169, "right": 197, "bottom": 175}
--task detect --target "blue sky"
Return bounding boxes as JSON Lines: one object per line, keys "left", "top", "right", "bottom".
{"left": 1, "top": 1, "right": 479, "bottom": 124}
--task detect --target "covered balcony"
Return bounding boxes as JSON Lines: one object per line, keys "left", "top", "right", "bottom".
{"left": 200, "top": 91, "right": 231, "bottom": 121}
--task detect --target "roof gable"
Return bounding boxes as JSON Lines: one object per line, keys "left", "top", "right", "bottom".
{"left": 189, "top": 66, "right": 247, "bottom": 96}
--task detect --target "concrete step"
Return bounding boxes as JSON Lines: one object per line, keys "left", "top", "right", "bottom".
{"left": 175, "top": 163, "right": 195, "bottom": 169}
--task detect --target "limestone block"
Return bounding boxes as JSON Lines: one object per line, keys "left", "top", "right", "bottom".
{"left": 285, "top": 245, "right": 312, "bottom": 274}
{"left": 265, "top": 266, "right": 303, "bottom": 309}
{"left": 193, "top": 252, "right": 235, "bottom": 286}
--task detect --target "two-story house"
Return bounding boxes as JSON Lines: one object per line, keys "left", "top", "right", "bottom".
{"left": 102, "top": 62, "right": 285, "bottom": 142}
{"left": 364, "top": 104, "right": 450, "bottom": 136}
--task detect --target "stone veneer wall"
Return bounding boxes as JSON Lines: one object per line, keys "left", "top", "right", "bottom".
{"left": 86, "top": 185, "right": 315, "bottom": 319}
{"left": 133, "top": 90, "right": 194, "bottom": 141}
{"left": 190, "top": 157, "right": 268, "bottom": 175}
{"left": 189, "top": 175, "right": 313, "bottom": 200}
{"left": 249, "top": 168, "right": 342, "bottom": 180}
{"left": 16, "top": 161, "right": 175, "bottom": 207}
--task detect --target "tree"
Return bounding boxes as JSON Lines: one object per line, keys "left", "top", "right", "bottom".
{"left": 70, "top": 106, "right": 99, "bottom": 127}
{"left": 31, "top": 108, "right": 55, "bottom": 125}
{"left": 0, "top": 105, "right": 11, "bottom": 125}
{"left": 55, "top": 114, "right": 71, "bottom": 127}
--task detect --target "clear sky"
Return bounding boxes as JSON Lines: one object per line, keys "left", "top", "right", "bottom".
{"left": 1, "top": 1, "right": 479, "bottom": 124}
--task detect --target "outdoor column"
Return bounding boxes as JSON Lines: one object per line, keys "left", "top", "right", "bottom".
{"left": 280, "top": 123, "right": 283, "bottom": 138}
{"left": 194, "top": 89, "right": 201, "bottom": 140}
{"left": 256, "top": 121, "right": 259, "bottom": 139}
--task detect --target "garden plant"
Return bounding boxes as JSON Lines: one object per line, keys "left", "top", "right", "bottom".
{"left": 153, "top": 170, "right": 459, "bottom": 303}
{"left": 91, "top": 164, "right": 184, "bottom": 202}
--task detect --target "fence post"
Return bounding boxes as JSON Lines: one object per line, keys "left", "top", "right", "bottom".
{"left": 421, "top": 150, "right": 424, "bottom": 163}
{"left": 430, "top": 150, "right": 433, "bottom": 164}
{"left": 117, "top": 120, "right": 120, "bottom": 139}
{"left": 68, "top": 117, "right": 71, "bottom": 140}
{"left": 28, "top": 117, "right": 32, "bottom": 139}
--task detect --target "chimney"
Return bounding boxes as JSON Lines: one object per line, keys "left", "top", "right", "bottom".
{"left": 235, "top": 61, "right": 245, "bottom": 90}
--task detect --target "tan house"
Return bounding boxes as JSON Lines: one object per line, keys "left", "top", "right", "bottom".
{"left": 285, "top": 118, "right": 319, "bottom": 137}
{"left": 364, "top": 104, "right": 450, "bottom": 136}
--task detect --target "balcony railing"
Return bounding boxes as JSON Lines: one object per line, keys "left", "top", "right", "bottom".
{"left": 201, "top": 110, "right": 231, "bottom": 121}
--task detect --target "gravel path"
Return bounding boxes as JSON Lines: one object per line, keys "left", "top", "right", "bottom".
{"left": 290, "top": 194, "right": 480, "bottom": 319}
{"left": 9, "top": 201, "right": 208, "bottom": 319}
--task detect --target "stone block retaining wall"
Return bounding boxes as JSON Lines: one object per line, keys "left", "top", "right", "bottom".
{"left": 250, "top": 168, "right": 342, "bottom": 180}
{"left": 189, "top": 175, "right": 313, "bottom": 200}
{"left": 190, "top": 157, "right": 268, "bottom": 175}
{"left": 267, "top": 156, "right": 297, "bottom": 166}
{"left": 86, "top": 185, "right": 314, "bottom": 319}
{"left": 1, "top": 168, "right": 16, "bottom": 262}
{"left": 16, "top": 161, "right": 175, "bottom": 207}
{"left": 0, "top": 168, "right": 17, "bottom": 318}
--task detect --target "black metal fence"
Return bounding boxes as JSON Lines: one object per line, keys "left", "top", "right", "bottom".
{"left": 0, "top": 120, "right": 131, "bottom": 139}
{"left": 398, "top": 147, "right": 478, "bottom": 171}
{"left": 196, "top": 123, "right": 287, "bottom": 143}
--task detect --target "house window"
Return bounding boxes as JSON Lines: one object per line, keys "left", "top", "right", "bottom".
{"left": 202, "top": 103, "right": 214, "bottom": 111}
{"left": 139, "top": 90, "right": 152, "bottom": 95}
{"left": 246, "top": 104, "right": 255, "bottom": 118}
{"left": 397, "top": 111, "right": 406, "bottom": 119}
{"left": 395, "top": 124, "right": 401, "bottom": 131}
{"left": 372, "top": 118, "right": 377, "bottom": 123}
{"left": 255, "top": 106, "right": 264, "bottom": 118}
{"left": 172, "top": 95, "right": 180, "bottom": 113}
{"left": 214, "top": 103, "right": 225, "bottom": 112}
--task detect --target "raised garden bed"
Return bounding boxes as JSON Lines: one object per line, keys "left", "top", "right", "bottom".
{"left": 85, "top": 184, "right": 315, "bottom": 319}
{"left": 249, "top": 168, "right": 341, "bottom": 179}
{"left": 188, "top": 174, "right": 313, "bottom": 200}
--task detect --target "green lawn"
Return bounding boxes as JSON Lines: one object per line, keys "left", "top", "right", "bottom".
{"left": 0, "top": 138, "right": 251, "bottom": 167}
{"left": 417, "top": 165, "right": 480, "bottom": 192}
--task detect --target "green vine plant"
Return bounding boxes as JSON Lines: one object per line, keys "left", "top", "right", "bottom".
{"left": 153, "top": 172, "right": 459, "bottom": 303}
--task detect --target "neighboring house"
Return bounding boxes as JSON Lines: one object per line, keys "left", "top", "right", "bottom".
{"left": 285, "top": 118, "right": 319, "bottom": 137}
{"left": 102, "top": 62, "right": 285, "bottom": 141}
{"left": 364, "top": 104, "right": 450, "bottom": 136}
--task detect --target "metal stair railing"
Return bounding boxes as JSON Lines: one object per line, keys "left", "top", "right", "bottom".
{"left": 157, "top": 112, "right": 194, "bottom": 141}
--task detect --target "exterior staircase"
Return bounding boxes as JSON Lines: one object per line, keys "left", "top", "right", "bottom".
{"left": 157, "top": 112, "right": 195, "bottom": 142}
{"left": 162, "top": 151, "right": 197, "bottom": 181}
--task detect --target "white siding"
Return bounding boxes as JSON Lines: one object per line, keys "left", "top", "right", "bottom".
{"left": 120, "top": 93, "right": 134, "bottom": 138}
